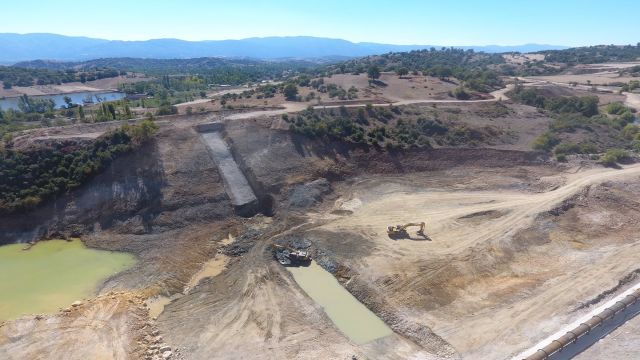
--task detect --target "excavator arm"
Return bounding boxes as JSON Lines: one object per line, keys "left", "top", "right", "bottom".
{"left": 387, "top": 222, "right": 425, "bottom": 237}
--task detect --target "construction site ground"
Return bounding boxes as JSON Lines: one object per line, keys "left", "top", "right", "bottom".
{"left": 1, "top": 74, "right": 640, "bottom": 359}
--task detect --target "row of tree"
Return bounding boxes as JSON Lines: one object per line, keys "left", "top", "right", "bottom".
{"left": 0, "top": 66, "right": 120, "bottom": 89}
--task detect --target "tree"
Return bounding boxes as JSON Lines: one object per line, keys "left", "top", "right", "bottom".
{"left": 63, "top": 96, "right": 73, "bottom": 108}
{"left": 78, "top": 106, "right": 85, "bottom": 121}
{"left": 396, "top": 67, "right": 409, "bottom": 77}
{"left": 451, "top": 87, "right": 470, "bottom": 100}
{"left": 367, "top": 66, "right": 381, "bottom": 82}
{"left": 283, "top": 83, "right": 299, "bottom": 101}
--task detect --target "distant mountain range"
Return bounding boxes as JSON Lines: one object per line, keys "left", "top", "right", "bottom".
{"left": 0, "top": 33, "right": 570, "bottom": 63}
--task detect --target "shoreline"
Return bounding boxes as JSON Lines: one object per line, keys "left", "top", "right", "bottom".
{"left": 0, "top": 88, "right": 120, "bottom": 100}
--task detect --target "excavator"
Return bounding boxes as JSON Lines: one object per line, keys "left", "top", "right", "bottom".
{"left": 271, "top": 244, "right": 312, "bottom": 266}
{"left": 387, "top": 222, "right": 426, "bottom": 239}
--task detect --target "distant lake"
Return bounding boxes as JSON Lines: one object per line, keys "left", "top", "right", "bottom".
{"left": 0, "top": 91, "right": 126, "bottom": 111}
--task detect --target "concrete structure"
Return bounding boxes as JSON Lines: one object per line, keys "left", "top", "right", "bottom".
{"left": 194, "top": 122, "right": 224, "bottom": 133}
{"left": 521, "top": 287, "right": 640, "bottom": 360}
{"left": 200, "top": 130, "right": 258, "bottom": 217}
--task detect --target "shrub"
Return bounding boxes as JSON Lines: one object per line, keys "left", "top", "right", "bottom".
{"left": 451, "top": 87, "right": 470, "bottom": 100}
{"left": 605, "top": 102, "right": 628, "bottom": 115}
{"left": 532, "top": 132, "right": 559, "bottom": 152}
{"left": 621, "top": 123, "right": 639, "bottom": 139}
{"left": 554, "top": 142, "right": 580, "bottom": 155}
{"left": 599, "top": 148, "right": 630, "bottom": 166}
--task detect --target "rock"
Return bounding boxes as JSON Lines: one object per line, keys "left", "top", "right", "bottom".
{"left": 288, "top": 178, "right": 331, "bottom": 209}
{"left": 159, "top": 345, "right": 171, "bottom": 352}
{"left": 71, "top": 300, "right": 83, "bottom": 307}
{"left": 151, "top": 330, "right": 160, "bottom": 336}
{"left": 162, "top": 350, "right": 172, "bottom": 359}
{"left": 154, "top": 335, "right": 163, "bottom": 343}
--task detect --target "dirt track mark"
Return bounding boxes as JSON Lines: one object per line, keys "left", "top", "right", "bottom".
{"left": 323, "top": 165, "right": 640, "bottom": 257}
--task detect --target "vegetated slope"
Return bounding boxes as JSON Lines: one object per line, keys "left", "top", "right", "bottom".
{"left": 0, "top": 120, "right": 157, "bottom": 214}
{"left": 537, "top": 44, "right": 640, "bottom": 64}
{"left": 509, "top": 85, "right": 639, "bottom": 161}
{"left": 284, "top": 104, "right": 514, "bottom": 149}
{"left": 0, "top": 65, "right": 120, "bottom": 87}
{"left": 13, "top": 57, "right": 320, "bottom": 85}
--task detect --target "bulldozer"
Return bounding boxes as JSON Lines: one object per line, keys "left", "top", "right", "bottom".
{"left": 271, "top": 244, "right": 312, "bottom": 266}
{"left": 387, "top": 222, "right": 426, "bottom": 239}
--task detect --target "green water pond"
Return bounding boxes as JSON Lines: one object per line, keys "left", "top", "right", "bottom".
{"left": 0, "top": 239, "right": 136, "bottom": 321}
{"left": 288, "top": 261, "right": 393, "bottom": 344}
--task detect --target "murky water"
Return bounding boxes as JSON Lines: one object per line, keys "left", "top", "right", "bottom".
{"left": 287, "top": 261, "right": 393, "bottom": 344}
{"left": 0, "top": 91, "right": 126, "bottom": 110}
{"left": 0, "top": 239, "right": 136, "bottom": 321}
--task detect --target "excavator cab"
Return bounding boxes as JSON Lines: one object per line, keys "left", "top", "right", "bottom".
{"left": 387, "top": 222, "right": 426, "bottom": 239}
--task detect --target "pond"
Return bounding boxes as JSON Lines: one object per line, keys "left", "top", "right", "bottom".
{"left": 0, "top": 91, "right": 126, "bottom": 111}
{"left": 287, "top": 261, "right": 393, "bottom": 344}
{"left": 0, "top": 239, "right": 136, "bottom": 322}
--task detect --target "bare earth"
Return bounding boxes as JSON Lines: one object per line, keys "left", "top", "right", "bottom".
{"left": 313, "top": 164, "right": 640, "bottom": 359}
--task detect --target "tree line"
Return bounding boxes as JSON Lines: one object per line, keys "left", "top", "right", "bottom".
{"left": 0, "top": 66, "right": 121, "bottom": 89}
{"left": 0, "top": 120, "right": 158, "bottom": 214}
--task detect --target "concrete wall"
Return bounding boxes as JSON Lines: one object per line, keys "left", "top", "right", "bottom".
{"left": 200, "top": 131, "right": 259, "bottom": 217}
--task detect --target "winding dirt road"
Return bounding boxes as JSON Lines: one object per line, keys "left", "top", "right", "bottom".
{"left": 222, "top": 85, "right": 514, "bottom": 121}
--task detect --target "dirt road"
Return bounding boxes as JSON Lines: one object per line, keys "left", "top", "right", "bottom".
{"left": 323, "top": 164, "right": 640, "bottom": 256}
{"left": 624, "top": 92, "right": 640, "bottom": 110}
{"left": 313, "top": 85, "right": 513, "bottom": 110}
{"left": 221, "top": 84, "right": 514, "bottom": 122}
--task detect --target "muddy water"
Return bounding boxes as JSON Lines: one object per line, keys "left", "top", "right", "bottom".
{"left": 287, "top": 261, "right": 393, "bottom": 344}
{"left": 0, "top": 239, "right": 136, "bottom": 321}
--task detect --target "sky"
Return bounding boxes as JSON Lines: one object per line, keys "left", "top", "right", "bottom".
{"left": 1, "top": 0, "right": 639, "bottom": 46}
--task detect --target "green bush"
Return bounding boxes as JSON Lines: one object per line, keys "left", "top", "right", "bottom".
{"left": 599, "top": 148, "right": 630, "bottom": 166}
{"left": 605, "top": 102, "right": 629, "bottom": 115}
{"left": 532, "top": 132, "right": 560, "bottom": 152}
{"left": 622, "top": 123, "right": 639, "bottom": 139}
{"left": 451, "top": 87, "right": 471, "bottom": 100}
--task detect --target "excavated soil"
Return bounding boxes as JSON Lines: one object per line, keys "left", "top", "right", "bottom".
{"left": 2, "top": 110, "right": 640, "bottom": 359}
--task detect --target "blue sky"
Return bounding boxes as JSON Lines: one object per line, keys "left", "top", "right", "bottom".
{"left": 2, "top": 0, "right": 639, "bottom": 46}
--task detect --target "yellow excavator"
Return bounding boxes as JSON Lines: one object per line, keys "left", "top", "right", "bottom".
{"left": 387, "top": 222, "right": 426, "bottom": 238}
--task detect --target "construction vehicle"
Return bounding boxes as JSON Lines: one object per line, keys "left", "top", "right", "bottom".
{"left": 387, "top": 222, "right": 426, "bottom": 238}
{"left": 272, "top": 244, "right": 312, "bottom": 266}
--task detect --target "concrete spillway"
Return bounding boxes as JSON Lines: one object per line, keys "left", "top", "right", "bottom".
{"left": 200, "top": 131, "right": 259, "bottom": 216}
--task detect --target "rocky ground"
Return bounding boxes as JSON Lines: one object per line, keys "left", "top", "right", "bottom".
{"left": 1, "top": 97, "right": 640, "bottom": 359}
